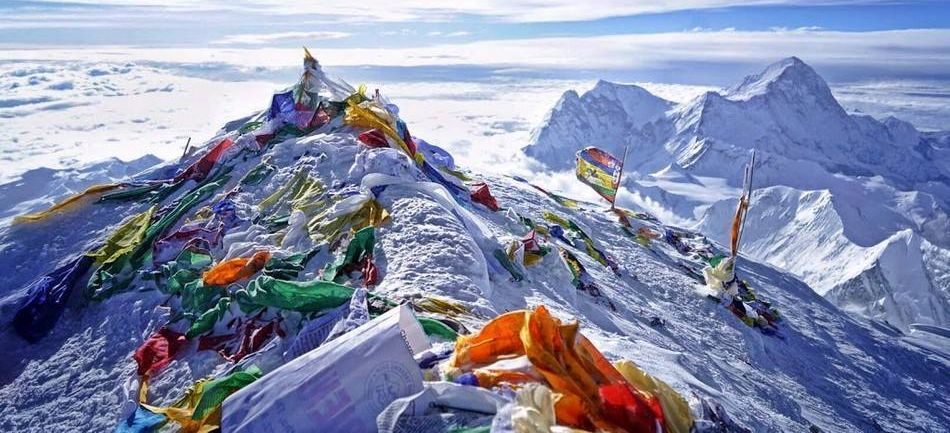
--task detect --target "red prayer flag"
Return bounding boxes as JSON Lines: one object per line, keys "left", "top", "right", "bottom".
{"left": 133, "top": 327, "right": 187, "bottom": 377}
{"left": 358, "top": 129, "right": 389, "bottom": 148}
{"left": 176, "top": 138, "right": 235, "bottom": 182}
{"left": 470, "top": 182, "right": 500, "bottom": 211}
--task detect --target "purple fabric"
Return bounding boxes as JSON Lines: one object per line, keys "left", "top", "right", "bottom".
{"left": 268, "top": 91, "right": 294, "bottom": 120}
{"left": 153, "top": 224, "right": 222, "bottom": 264}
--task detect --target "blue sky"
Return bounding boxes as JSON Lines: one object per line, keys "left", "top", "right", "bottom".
{"left": 3, "top": 1, "right": 949, "bottom": 46}
{"left": 1, "top": 1, "right": 949, "bottom": 84}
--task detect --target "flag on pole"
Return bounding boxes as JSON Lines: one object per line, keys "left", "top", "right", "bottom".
{"left": 729, "top": 150, "right": 756, "bottom": 257}
{"left": 575, "top": 146, "right": 623, "bottom": 204}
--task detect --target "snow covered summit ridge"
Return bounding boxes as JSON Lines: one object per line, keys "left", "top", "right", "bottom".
{"left": 0, "top": 53, "right": 946, "bottom": 433}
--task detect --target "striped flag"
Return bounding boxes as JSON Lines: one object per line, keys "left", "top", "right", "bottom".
{"left": 575, "top": 146, "right": 623, "bottom": 204}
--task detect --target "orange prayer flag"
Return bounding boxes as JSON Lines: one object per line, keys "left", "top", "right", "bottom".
{"left": 448, "top": 306, "right": 663, "bottom": 432}
{"left": 203, "top": 251, "right": 271, "bottom": 286}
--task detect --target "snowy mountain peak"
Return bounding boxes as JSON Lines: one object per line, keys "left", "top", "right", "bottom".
{"left": 725, "top": 56, "right": 834, "bottom": 104}
{"left": 552, "top": 88, "right": 581, "bottom": 110}
{"left": 650, "top": 163, "right": 702, "bottom": 185}
{"left": 524, "top": 80, "right": 672, "bottom": 168}
{"left": 589, "top": 79, "right": 659, "bottom": 101}
{"left": 684, "top": 91, "right": 726, "bottom": 120}
{"left": 588, "top": 80, "right": 673, "bottom": 118}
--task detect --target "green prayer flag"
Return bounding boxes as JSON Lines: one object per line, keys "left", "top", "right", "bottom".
{"left": 418, "top": 317, "right": 459, "bottom": 341}
{"left": 234, "top": 276, "right": 353, "bottom": 314}
{"left": 187, "top": 297, "right": 231, "bottom": 339}
{"left": 263, "top": 250, "right": 317, "bottom": 280}
{"left": 165, "top": 268, "right": 200, "bottom": 295}
{"left": 191, "top": 365, "right": 262, "bottom": 420}
{"left": 239, "top": 161, "right": 276, "bottom": 186}
{"left": 322, "top": 226, "right": 374, "bottom": 283}
{"left": 492, "top": 249, "right": 524, "bottom": 282}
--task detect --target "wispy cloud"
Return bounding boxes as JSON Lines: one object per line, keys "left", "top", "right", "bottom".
{"left": 0, "top": 10, "right": 156, "bottom": 29}
{"left": 427, "top": 31, "right": 471, "bottom": 37}
{"left": 278, "top": 29, "right": 950, "bottom": 76}
{"left": 769, "top": 25, "right": 825, "bottom": 31}
{"left": 381, "top": 29, "right": 416, "bottom": 36}
{"left": 212, "top": 31, "right": 350, "bottom": 45}
{"left": 26, "top": 0, "right": 895, "bottom": 23}
{"left": 690, "top": 26, "right": 737, "bottom": 32}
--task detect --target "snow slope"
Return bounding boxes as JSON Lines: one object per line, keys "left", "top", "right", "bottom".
{"left": 0, "top": 155, "right": 162, "bottom": 227}
{"left": 524, "top": 57, "right": 950, "bottom": 333}
{"left": 0, "top": 57, "right": 947, "bottom": 433}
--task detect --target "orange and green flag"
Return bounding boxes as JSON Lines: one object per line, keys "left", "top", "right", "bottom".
{"left": 575, "top": 146, "right": 623, "bottom": 204}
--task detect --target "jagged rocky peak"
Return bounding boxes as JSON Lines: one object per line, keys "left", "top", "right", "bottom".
{"left": 676, "top": 90, "right": 725, "bottom": 123}
{"left": 882, "top": 116, "right": 922, "bottom": 145}
{"left": 521, "top": 55, "right": 949, "bottom": 336}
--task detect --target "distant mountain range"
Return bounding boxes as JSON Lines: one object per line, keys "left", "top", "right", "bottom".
{"left": 524, "top": 57, "right": 950, "bottom": 332}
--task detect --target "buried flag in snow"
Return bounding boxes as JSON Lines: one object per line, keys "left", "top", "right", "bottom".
{"left": 12, "top": 255, "right": 95, "bottom": 343}
{"left": 575, "top": 146, "right": 624, "bottom": 205}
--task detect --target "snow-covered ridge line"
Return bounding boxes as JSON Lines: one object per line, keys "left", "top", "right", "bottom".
{"left": 524, "top": 56, "right": 950, "bottom": 332}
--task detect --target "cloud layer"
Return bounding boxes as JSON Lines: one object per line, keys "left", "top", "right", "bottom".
{"left": 4, "top": 29, "right": 948, "bottom": 81}
{"left": 213, "top": 31, "right": 350, "bottom": 45}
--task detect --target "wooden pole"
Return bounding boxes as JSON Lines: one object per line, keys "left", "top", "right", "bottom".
{"left": 735, "top": 149, "right": 756, "bottom": 257}
{"left": 612, "top": 145, "right": 630, "bottom": 211}
{"left": 179, "top": 137, "right": 192, "bottom": 162}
